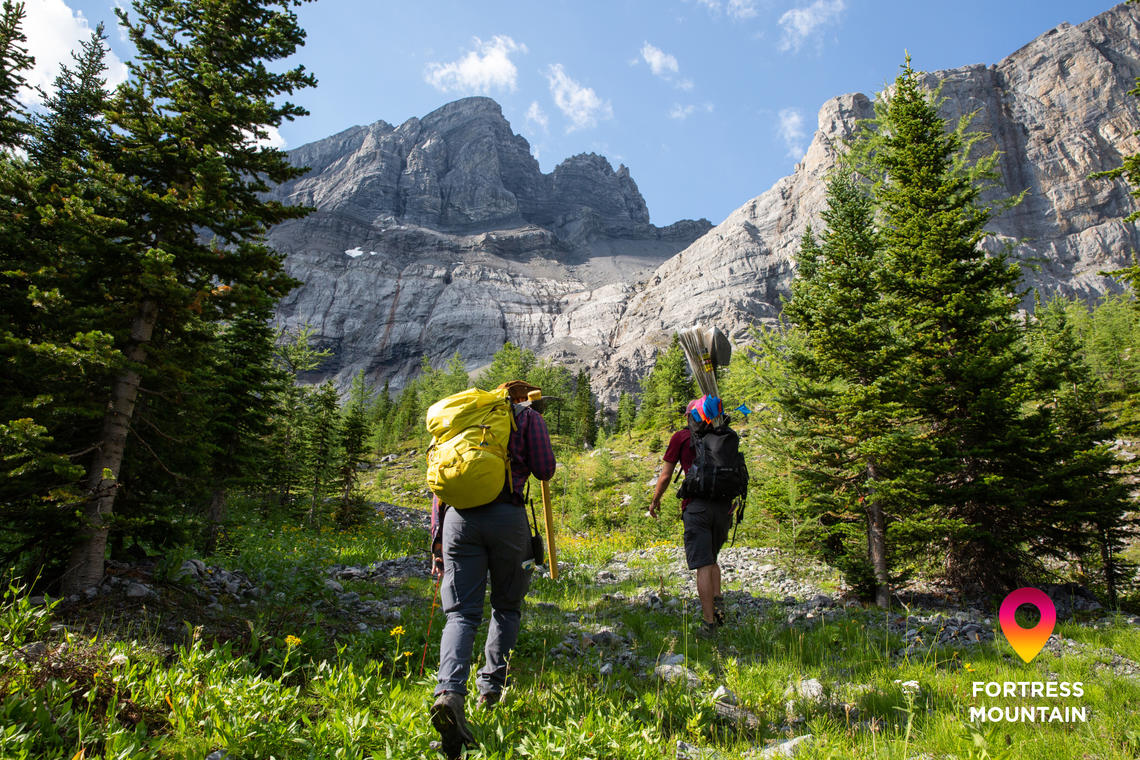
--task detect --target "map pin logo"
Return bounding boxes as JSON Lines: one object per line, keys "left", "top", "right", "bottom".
{"left": 999, "top": 587, "right": 1056, "bottom": 663}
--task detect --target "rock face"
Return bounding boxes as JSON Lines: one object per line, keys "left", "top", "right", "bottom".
{"left": 601, "top": 5, "right": 1140, "bottom": 398}
{"left": 267, "top": 97, "right": 711, "bottom": 388}
{"left": 272, "top": 5, "right": 1140, "bottom": 402}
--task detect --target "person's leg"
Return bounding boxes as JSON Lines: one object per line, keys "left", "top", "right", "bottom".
{"left": 433, "top": 507, "right": 487, "bottom": 757}
{"left": 436, "top": 508, "right": 489, "bottom": 696}
{"left": 477, "top": 501, "right": 532, "bottom": 700}
{"left": 708, "top": 500, "right": 733, "bottom": 625}
{"left": 696, "top": 563, "right": 720, "bottom": 623}
{"left": 683, "top": 500, "right": 718, "bottom": 625}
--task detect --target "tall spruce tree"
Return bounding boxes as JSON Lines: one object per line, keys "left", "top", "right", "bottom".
{"left": 266, "top": 325, "right": 330, "bottom": 510}
{"left": 62, "top": 0, "right": 315, "bottom": 594}
{"left": 0, "top": 0, "right": 30, "bottom": 148}
{"left": 855, "top": 59, "right": 1040, "bottom": 591}
{"left": 1026, "top": 298, "right": 1135, "bottom": 606}
{"left": 616, "top": 392, "right": 637, "bottom": 434}
{"left": 28, "top": 23, "right": 112, "bottom": 174}
{"left": 779, "top": 172, "right": 929, "bottom": 606}
{"left": 304, "top": 381, "right": 342, "bottom": 524}
{"left": 339, "top": 371, "right": 373, "bottom": 500}
{"left": 200, "top": 302, "right": 290, "bottom": 551}
{"left": 572, "top": 369, "right": 597, "bottom": 447}
{"left": 0, "top": 5, "right": 126, "bottom": 577}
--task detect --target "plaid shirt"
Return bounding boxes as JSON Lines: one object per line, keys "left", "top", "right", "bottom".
{"left": 430, "top": 404, "right": 556, "bottom": 548}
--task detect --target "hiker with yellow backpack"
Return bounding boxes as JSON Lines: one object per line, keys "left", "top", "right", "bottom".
{"left": 425, "top": 380, "right": 555, "bottom": 759}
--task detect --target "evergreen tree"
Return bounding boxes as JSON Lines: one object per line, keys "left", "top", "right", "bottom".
{"left": 200, "top": 303, "right": 290, "bottom": 550}
{"left": 370, "top": 380, "right": 394, "bottom": 451}
{"left": 1076, "top": 294, "right": 1140, "bottom": 433}
{"left": 855, "top": 59, "right": 1042, "bottom": 591}
{"left": 0, "top": 4, "right": 123, "bottom": 577}
{"left": 1026, "top": 298, "right": 1135, "bottom": 606}
{"left": 616, "top": 392, "right": 637, "bottom": 434}
{"left": 28, "top": 23, "right": 112, "bottom": 175}
{"left": 476, "top": 342, "right": 536, "bottom": 390}
{"left": 389, "top": 379, "right": 424, "bottom": 444}
{"left": 0, "top": 0, "right": 31, "bottom": 149}
{"left": 266, "top": 325, "right": 330, "bottom": 510}
{"left": 779, "top": 173, "right": 929, "bottom": 606}
{"left": 572, "top": 369, "right": 597, "bottom": 447}
{"left": 62, "top": 0, "right": 315, "bottom": 594}
{"left": 304, "top": 381, "right": 342, "bottom": 524}
{"left": 335, "top": 371, "right": 373, "bottom": 525}
{"left": 635, "top": 335, "right": 695, "bottom": 429}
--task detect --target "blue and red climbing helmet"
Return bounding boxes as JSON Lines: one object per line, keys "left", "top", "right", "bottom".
{"left": 687, "top": 395, "right": 723, "bottom": 425}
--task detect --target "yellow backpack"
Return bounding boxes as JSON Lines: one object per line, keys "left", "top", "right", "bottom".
{"left": 425, "top": 388, "right": 515, "bottom": 508}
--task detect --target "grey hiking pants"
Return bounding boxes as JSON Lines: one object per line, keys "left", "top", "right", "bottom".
{"left": 436, "top": 499, "right": 532, "bottom": 697}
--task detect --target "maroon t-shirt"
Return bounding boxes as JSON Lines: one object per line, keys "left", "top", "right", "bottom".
{"left": 663, "top": 428, "right": 695, "bottom": 510}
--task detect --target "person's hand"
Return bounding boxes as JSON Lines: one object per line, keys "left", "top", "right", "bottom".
{"left": 649, "top": 495, "right": 661, "bottom": 519}
{"left": 431, "top": 542, "right": 444, "bottom": 579}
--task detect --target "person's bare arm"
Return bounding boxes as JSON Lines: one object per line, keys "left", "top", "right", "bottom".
{"left": 648, "top": 460, "right": 676, "bottom": 519}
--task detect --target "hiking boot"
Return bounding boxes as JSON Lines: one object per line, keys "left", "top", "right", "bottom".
{"left": 697, "top": 620, "right": 719, "bottom": 638}
{"left": 477, "top": 690, "right": 501, "bottom": 710}
{"left": 713, "top": 595, "right": 726, "bottom": 627}
{"left": 430, "top": 691, "right": 474, "bottom": 759}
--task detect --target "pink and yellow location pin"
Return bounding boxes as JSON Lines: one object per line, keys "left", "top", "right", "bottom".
{"left": 999, "top": 587, "right": 1056, "bottom": 663}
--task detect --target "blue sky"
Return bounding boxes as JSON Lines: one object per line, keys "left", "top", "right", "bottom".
{"left": 30, "top": 0, "right": 1120, "bottom": 227}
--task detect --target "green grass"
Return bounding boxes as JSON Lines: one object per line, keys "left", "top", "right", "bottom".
{"left": 2, "top": 440, "right": 1139, "bottom": 759}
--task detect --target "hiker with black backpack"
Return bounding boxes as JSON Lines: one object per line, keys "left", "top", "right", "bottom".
{"left": 426, "top": 380, "right": 556, "bottom": 759}
{"left": 648, "top": 394, "right": 747, "bottom": 636}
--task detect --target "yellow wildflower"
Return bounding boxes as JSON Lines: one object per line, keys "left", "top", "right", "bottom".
{"left": 389, "top": 626, "right": 406, "bottom": 637}
{"left": 285, "top": 635, "right": 302, "bottom": 648}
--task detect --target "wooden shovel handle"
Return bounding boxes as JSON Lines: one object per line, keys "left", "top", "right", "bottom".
{"left": 541, "top": 479, "right": 557, "bottom": 580}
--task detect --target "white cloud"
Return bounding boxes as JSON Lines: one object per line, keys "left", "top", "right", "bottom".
{"left": 670, "top": 104, "right": 696, "bottom": 121}
{"left": 778, "top": 107, "right": 807, "bottom": 159}
{"left": 670, "top": 102, "right": 714, "bottom": 120}
{"left": 691, "top": 0, "right": 760, "bottom": 20}
{"left": 640, "top": 43, "right": 678, "bottom": 77}
{"left": 22, "top": 0, "right": 128, "bottom": 105}
{"left": 424, "top": 35, "right": 526, "bottom": 94}
{"left": 545, "top": 64, "right": 613, "bottom": 132}
{"left": 526, "top": 101, "right": 548, "bottom": 131}
{"left": 640, "top": 42, "right": 695, "bottom": 91}
{"left": 778, "top": 0, "right": 846, "bottom": 53}
{"left": 243, "top": 125, "right": 287, "bottom": 150}
{"left": 727, "top": 0, "right": 760, "bottom": 19}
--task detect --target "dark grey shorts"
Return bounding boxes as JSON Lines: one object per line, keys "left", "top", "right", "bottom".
{"left": 682, "top": 498, "right": 734, "bottom": 570}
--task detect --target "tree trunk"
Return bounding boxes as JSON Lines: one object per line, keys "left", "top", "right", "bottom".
{"left": 205, "top": 486, "right": 226, "bottom": 555}
{"left": 1099, "top": 523, "right": 1118, "bottom": 610}
{"left": 865, "top": 463, "right": 889, "bottom": 609}
{"left": 61, "top": 299, "right": 158, "bottom": 596}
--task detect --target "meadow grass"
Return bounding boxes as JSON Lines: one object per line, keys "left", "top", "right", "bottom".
{"left": 2, "top": 444, "right": 1139, "bottom": 758}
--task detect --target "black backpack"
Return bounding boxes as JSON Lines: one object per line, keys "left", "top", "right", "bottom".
{"left": 676, "top": 417, "right": 749, "bottom": 504}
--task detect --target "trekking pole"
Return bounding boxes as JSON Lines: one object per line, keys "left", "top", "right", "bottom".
{"left": 418, "top": 576, "right": 441, "bottom": 677}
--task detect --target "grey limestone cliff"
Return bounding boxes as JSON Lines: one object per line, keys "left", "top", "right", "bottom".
{"left": 267, "top": 97, "right": 711, "bottom": 389}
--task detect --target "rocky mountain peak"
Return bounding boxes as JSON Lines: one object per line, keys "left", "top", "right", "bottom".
{"left": 267, "top": 98, "right": 711, "bottom": 390}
